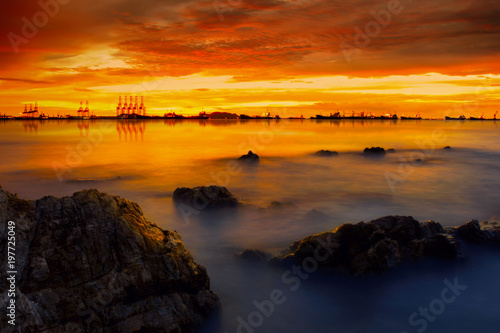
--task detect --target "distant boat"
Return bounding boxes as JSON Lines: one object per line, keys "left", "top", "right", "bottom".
{"left": 118, "top": 113, "right": 151, "bottom": 119}
{"left": 312, "top": 112, "right": 342, "bottom": 119}
{"left": 374, "top": 113, "right": 398, "bottom": 120}
{"left": 164, "top": 112, "right": 184, "bottom": 119}
{"left": 469, "top": 112, "right": 497, "bottom": 120}
{"left": 162, "top": 111, "right": 208, "bottom": 119}
{"left": 162, "top": 111, "right": 207, "bottom": 119}
{"left": 445, "top": 115, "right": 466, "bottom": 120}
{"left": 401, "top": 113, "right": 422, "bottom": 120}
{"left": 312, "top": 111, "right": 396, "bottom": 120}
{"left": 255, "top": 111, "right": 273, "bottom": 119}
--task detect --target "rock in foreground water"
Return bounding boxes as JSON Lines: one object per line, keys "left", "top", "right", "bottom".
{"left": 272, "top": 216, "right": 459, "bottom": 276}
{"left": 0, "top": 186, "right": 219, "bottom": 333}
{"left": 173, "top": 185, "right": 239, "bottom": 210}
{"left": 314, "top": 150, "right": 339, "bottom": 157}
{"left": 237, "top": 151, "right": 259, "bottom": 163}
{"left": 452, "top": 220, "right": 500, "bottom": 244}
{"left": 363, "top": 147, "right": 386, "bottom": 155}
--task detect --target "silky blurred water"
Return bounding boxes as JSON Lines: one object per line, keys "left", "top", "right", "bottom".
{"left": 1, "top": 118, "right": 499, "bottom": 332}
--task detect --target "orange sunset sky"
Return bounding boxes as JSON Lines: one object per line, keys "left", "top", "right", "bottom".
{"left": 0, "top": 0, "right": 499, "bottom": 117}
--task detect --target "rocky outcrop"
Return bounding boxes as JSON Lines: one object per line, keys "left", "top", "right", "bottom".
{"left": 314, "top": 150, "right": 338, "bottom": 157}
{"left": 271, "top": 216, "right": 459, "bottom": 276}
{"left": 271, "top": 216, "right": 500, "bottom": 276}
{"left": 0, "top": 186, "right": 219, "bottom": 333}
{"left": 237, "top": 151, "right": 259, "bottom": 163}
{"left": 452, "top": 220, "right": 500, "bottom": 244}
{"left": 173, "top": 186, "right": 239, "bottom": 210}
{"left": 480, "top": 220, "right": 500, "bottom": 243}
{"left": 454, "top": 220, "right": 486, "bottom": 243}
{"left": 363, "top": 147, "right": 386, "bottom": 155}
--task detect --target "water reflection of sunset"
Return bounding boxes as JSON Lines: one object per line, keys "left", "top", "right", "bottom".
{"left": 116, "top": 121, "right": 146, "bottom": 141}
{"left": 1, "top": 120, "right": 499, "bottom": 222}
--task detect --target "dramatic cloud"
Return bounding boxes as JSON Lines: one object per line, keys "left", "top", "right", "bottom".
{"left": 0, "top": 0, "right": 499, "bottom": 116}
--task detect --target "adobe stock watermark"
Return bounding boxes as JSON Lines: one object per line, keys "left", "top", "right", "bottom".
{"left": 52, "top": 121, "right": 113, "bottom": 182}
{"left": 7, "top": 0, "right": 70, "bottom": 54}
{"left": 447, "top": 77, "right": 495, "bottom": 118}
{"left": 385, "top": 128, "right": 448, "bottom": 192}
{"left": 385, "top": 78, "right": 495, "bottom": 192}
{"left": 340, "top": 0, "right": 406, "bottom": 63}
{"left": 177, "top": 110, "right": 288, "bottom": 224}
{"left": 213, "top": 0, "right": 243, "bottom": 21}
{"left": 226, "top": 235, "right": 335, "bottom": 333}
{"left": 401, "top": 277, "right": 467, "bottom": 333}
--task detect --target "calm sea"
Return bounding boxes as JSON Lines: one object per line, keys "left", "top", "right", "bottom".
{"left": 1, "top": 118, "right": 499, "bottom": 332}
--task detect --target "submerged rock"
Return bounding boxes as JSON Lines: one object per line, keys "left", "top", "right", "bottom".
{"left": 304, "top": 209, "right": 330, "bottom": 221}
{"left": 0, "top": 186, "right": 219, "bottom": 333}
{"left": 363, "top": 147, "right": 386, "bottom": 155}
{"left": 314, "top": 150, "right": 338, "bottom": 157}
{"left": 443, "top": 146, "right": 452, "bottom": 149}
{"left": 237, "top": 249, "right": 270, "bottom": 263}
{"left": 173, "top": 185, "right": 239, "bottom": 210}
{"left": 387, "top": 148, "right": 396, "bottom": 153}
{"left": 268, "top": 201, "right": 294, "bottom": 209}
{"left": 271, "top": 216, "right": 459, "bottom": 276}
{"left": 238, "top": 151, "right": 259, "bottom": 163}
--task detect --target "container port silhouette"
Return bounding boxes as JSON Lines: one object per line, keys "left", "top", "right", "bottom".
{"left": 0, "top": 98, "right": 497, "bottom": 121}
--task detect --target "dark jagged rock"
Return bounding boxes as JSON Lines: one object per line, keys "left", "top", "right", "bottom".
{"left": 386, "top": 216, "right": 423, "bottom": 245}
{"left": 237, "top": 151, "right": 259, "bottom": 163}
{"left": 455, "top": 220, "right": 485, "bottom": 243}
{"left": 271, "top": 216, "right": 459, "bottom": 276}
{"left": 423, "top": 234, "right": 458, "bottom": 259}
{"left": 363, "top": 147, "right": 386, "bottom": 155}
{"left": 237, "top": 249, "right": 270, "bottom": 263}
{"left": 452, "top": 220, "right": 500, "bottom": 244}
{"left": 314, "top": 150, "right": 338, "bottom": 157}
{"left": 421, "top": 220, "right": 445, "bottom": 238}
{"left": 480, "top": 221, "right": 500, "bottom": 243}
{"left": 173, "top": 185, "right": 239, "bottom": 210}
{"left": 443, "top": 146, "right": 452, "bottom": 149}
{"left": 0, "top": 186, "right": 219, "bottom": 333}
{"left": 272, "top": 216, "right": 500, "bottom": 276}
